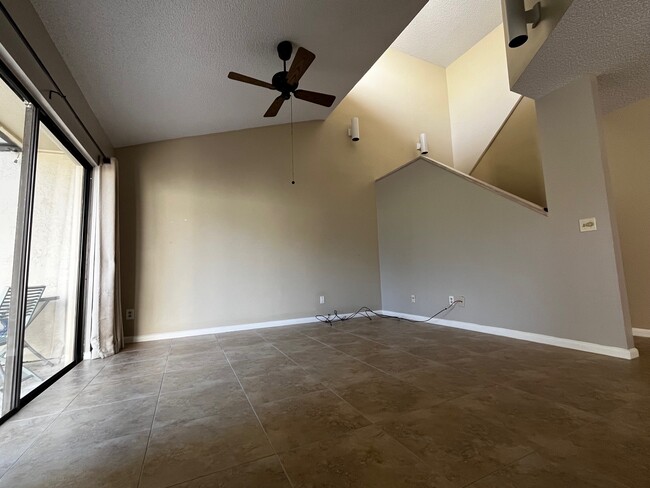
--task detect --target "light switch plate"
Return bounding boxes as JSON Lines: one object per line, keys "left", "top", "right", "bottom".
{"left": 579, "top": 217, "right": 597, "bottom": 232}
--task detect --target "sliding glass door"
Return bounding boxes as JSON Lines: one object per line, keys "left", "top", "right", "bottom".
{"left": 0, "top": 77, "right": 26, "bottom": 411}
{"left": 0, "top": 71, "right": 88, "bottom": 418}
{"left": 19, "top": 124, "right": 85, "bottom": 397}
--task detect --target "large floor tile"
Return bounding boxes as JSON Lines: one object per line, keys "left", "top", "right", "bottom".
{"left": 503, "top": 369, "right": 630, "bottom": 416}
{"left": 355, "top": 349, "right": 433, "bottom": 375}
{"left": 255, "top": 389, "right": 371, "bottom": 452}
{"left": 172, "top": 455, "right": 291, "bottom": 488}
{"left": 238, "top": 365, "right": 325, "bottom": 405}
{"left": 89, "top": 358, "right": 167, "bottom": 384}
{"left": 66, "top": 373, "right": 162, "bottom": 410}
{"left": 396, "top": 363, "right": 489, "bottom": 401}
{"left": 8, "top": 388, "right": 79, "bottom": 421}
{"left": 160, "top": 363, "right": 237, "bottom": 394}
{"left": 0, "top": 414, "right": 56, "bottom": 471}
{"left": 164, "top": 349, "right": 228, "bottom": 372}
{"left": 467, "top": 451, "right": 629, "bottom": 488}
{"left": 280, "top": 425, "right": 446, "bottom": 488}
{"left": 534, "top": 419, "right": 650, "bottom": 488}
{"left": 229, "top": 354, "right": 297, "bottom": 378}
{"left": 154, "top": 381, "right": 250, "bottom": 428}
{"left": 332, "top": 339, "right": 393, "bottom": 357}
{"left": 332, "top": 374, "right": 442, "bottom": 421}
{"left": 380, "top": 404, "right": 536, "bottom": 487}
{"left": 449, "top": 384, "right": 599, "bottom": 448}
{"left": 140, "top": 412, "right": 273, "bottom": 488}
{"left": 0, "top": 432, "right": 149, "bottom": 488}
{"left": 36, "top": 396, "right": 157, "bottom": 449}
{"left": 223, "top": 342, "right": 287, "bottom": 363}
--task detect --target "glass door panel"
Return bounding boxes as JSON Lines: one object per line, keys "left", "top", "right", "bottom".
{"left": 20, "top": 124, "right": 84, "bottom": 396}
{"left": 0, "top": 79, "right": 26, "bottom": 410}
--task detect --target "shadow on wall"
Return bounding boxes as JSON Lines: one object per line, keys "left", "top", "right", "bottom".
{"left": 470, "top": 97, "right": 547, "bottom": 208}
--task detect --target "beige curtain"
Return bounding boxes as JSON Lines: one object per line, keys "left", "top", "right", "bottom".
{"left": 86, "top": 157, "right": 123, "bottom": 358}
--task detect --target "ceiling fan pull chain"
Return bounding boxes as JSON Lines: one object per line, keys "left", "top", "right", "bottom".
{"left": 290, "top": 96, "right": 295, "bottom": 185}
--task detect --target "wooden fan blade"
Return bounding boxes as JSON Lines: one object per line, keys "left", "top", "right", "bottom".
{"left": 286, "top": 47, "right": 316, "bottom": 85}
{"left": 294, "top": 89, "right": 336, "bottom": 107}
{"left": 264, "top": 96, "right": 285, "bottom": 117}
{"left": 228, "top": 72, "right": 275, "bottom": 90}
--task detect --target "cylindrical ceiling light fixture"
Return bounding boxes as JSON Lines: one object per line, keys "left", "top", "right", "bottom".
{"left": 348, "top": 117, "right": 360, "bottom": 141}
{"left": 417, "top": 133, "right": 429, "bottom": 155}
{"left": 502, "top": 0, "right": 542, "bottom": 48}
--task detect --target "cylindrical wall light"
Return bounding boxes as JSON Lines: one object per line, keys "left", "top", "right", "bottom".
{"left": 348, "top": 117, "right": 360, "bottom": 141}
{"left": 417, "top": 133, "right": 429, "bottom": 155}
{"left": 502, "top": 0, "right": 542, "bottom": 48}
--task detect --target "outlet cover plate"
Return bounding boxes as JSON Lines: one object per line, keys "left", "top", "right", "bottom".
{"left": 579, "top": 217, "right": 597, "bottom": 232}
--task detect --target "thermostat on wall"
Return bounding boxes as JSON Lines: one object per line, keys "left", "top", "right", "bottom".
{"left": 579, "top": 217, "right": 597, "bottom": 232}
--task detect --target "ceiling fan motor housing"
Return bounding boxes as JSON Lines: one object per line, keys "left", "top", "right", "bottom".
{"left": 272, "top": 71, "right": 298, "bottom": 99}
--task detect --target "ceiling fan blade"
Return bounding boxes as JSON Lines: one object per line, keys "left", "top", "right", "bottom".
{"left": 294, "top": 89, "right": 336, "bottom": 107}
{"left": 286, "top": 47, "right": 316, "bottom": 85}
{"left": 228, "top": 72, "right": 275, "bottom": 90}
{"left": 264, "top": 96, "right": 285, "bottom": 117}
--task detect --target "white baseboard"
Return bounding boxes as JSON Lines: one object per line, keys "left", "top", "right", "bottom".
{"left": 124, "top": 309, "right": 640, "bottom": 360}
{"left": 125, "top": 313, "right": 343, "bottom": 343}
{"left": 378, "top": 310, "right": 639, "bottom": 360}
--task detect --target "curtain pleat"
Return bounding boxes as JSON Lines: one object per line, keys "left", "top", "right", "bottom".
{"left": 87, "top": 158, "right": 123, "bottom": 359}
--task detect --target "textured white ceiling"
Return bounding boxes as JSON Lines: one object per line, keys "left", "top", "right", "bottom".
{"left": 30, "top": 0, "right": 426, "bottom": 147}
{"left": 391, "top": 0, "right": 503, "bottom": 67}
{"left": 512, "top": 0, "right": 650, "bottom": 113}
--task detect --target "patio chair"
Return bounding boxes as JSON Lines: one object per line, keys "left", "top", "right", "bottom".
{"left": 0, "top": 286, "right": 58, "bottom": 383}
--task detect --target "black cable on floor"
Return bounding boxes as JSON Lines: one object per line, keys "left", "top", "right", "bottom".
{"left": 315, "top": 302, "right": 460, "bottom": 326}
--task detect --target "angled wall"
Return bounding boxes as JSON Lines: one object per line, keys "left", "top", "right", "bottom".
{"left": 377, "top": 77, "right": 634, "bottom": 354}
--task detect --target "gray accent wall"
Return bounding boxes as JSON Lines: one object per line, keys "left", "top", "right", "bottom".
{"left": 376, "top": 77, "right": 633, "bottom": 350}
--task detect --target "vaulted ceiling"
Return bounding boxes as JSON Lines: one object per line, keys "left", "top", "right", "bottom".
{"left": 31, "top": 0, "right": 427, "bottom": 147}
{"left": 391, "top": 0, "right": 503, "bottom": 67}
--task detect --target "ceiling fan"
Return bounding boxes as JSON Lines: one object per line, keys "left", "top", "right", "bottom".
{"left": 228, "top": 41, "right": 336, "bottom": 117}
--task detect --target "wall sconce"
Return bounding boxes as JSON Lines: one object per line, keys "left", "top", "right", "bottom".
{"left": 347, "top": 117, "right": 360, "bottom": 142}
{"left": 416, "top": 133, "right": 429, "bottom": 155}
{"left": 502, "top": 0, "right": 542, "bottom": 48}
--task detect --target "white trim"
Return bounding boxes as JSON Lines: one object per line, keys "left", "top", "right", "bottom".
{"left": 125, "top": 314, "right": 336, "bottom": 343}
{"left": 633, "top": 328, "right": 650, "bottom": 338}
{"left": 375, "top": 156, "right": 548, "bottom": 216}
{"left": 377, "top": 310, "right": 639, "bottom": 360}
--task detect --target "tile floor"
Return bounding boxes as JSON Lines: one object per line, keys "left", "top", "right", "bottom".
{"left": 0, "top": 318, "right": 649, "bottom": 487}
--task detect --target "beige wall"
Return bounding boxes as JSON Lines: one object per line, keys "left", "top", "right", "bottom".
{"left": 470, "top": 97, "right": 546, "bottom": 207}
{"left": 117, "top": 48, "right": 453, "bottom": 338}
{"left": 377, "top": 76, "right": 633, "bottom": 351}
{"left": 347, "top": 49, "right": 453, "bottom": 175}
{"left": 446, "top": 25, "right": 521, "bottom": 174}
{"left": 605, "top": 97, "right": 650, "bottom": 331}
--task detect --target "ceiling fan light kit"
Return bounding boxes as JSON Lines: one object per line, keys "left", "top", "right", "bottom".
{"left": 228, "top": 40, "right": 336, "bottom": 118}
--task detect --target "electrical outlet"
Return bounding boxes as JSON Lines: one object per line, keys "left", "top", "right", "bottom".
{"left": 319, "top": 295, "right": 325, "bottom": 305}
{"left": 410, "top": 294, "right": 416, "bottom": 303}
{"left": 448, "top": 296, "right": 455, "bottom": 306}
{"left": 456, "top": 296, "right": 465, "bottom": 307}
{"left": 126, "top": 309, "right": 135, "bottom": 320}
